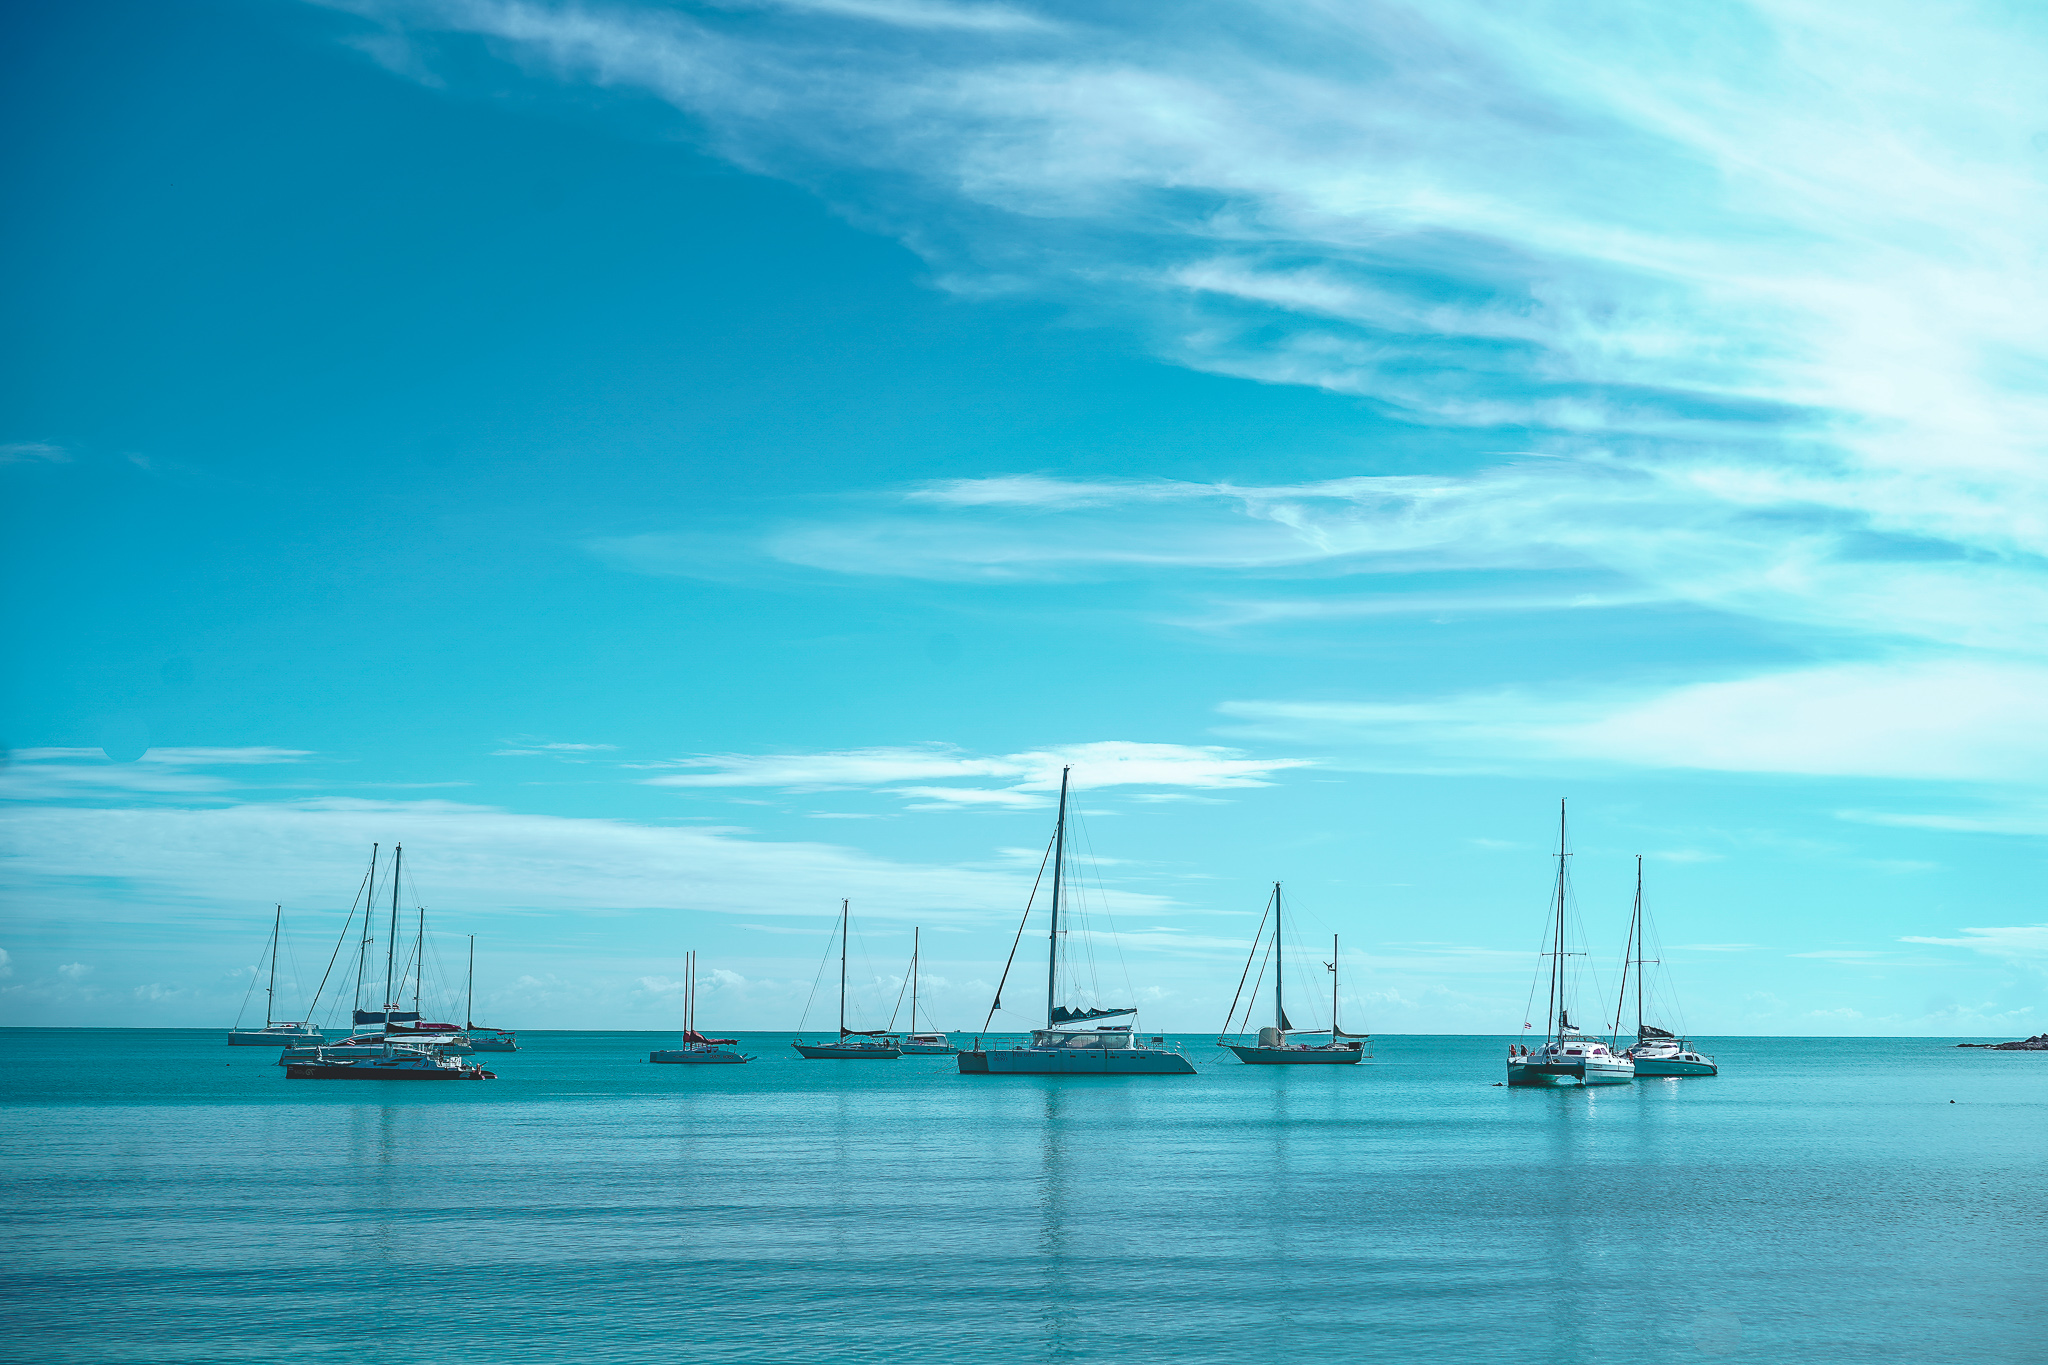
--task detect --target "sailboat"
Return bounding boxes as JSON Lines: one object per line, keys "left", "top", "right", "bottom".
{"left": 888, "top": 929, "right": 957, "bottom": 1055}
{"left": 227, "top": 905, "right": 325, "bottom": 1045}
{"left": 651, "top": 951, "right": 753, "bottom": 1064}
{"left": 1506, "top": 802, "right": 1634, "bottom": 1087}
{"left": 957, "top": 768, "right": 1196, "bottom": 1075}
{"left": 1614, "top": 857, "right": 1718, "bottom": 1077}
{"left": 1221, "top": 884, "right": 1367, "bottom": 1064}
{"left": 463, "top": 935, "right": 518, "bottom": 1052}
{"left": 792, "top": 902, "right": 902, "bottom": 1059}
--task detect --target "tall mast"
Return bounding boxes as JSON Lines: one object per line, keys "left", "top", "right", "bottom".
{"left": 355, "top": 845, "right": 377, "bottom": 1022}
{"left": 266, "top": 905, "right": 280, "bottom": 1027}
{"left": 839, "top": 899, "right": 849, "bottom": 1037}
{"left": 685, "top": 949, "right": 694, "bottom": 1038}
{"left": 467, "top": 935, "right": 475, "bottom": 1029}
{"left": 910, "top": 928, "right": 919, "bottom": 1035}
{"left": 1045, "top": 767, "right": 1071, "bottom": 1031}
{"left": 1330, "top": 934, "right": 1340, "bottom": 1037}
{"left": 1273, "top": 882, "right": 1284, "bottom": 1033}
{"left": 414, "top": 894, "right": 424, "bottom": 1018}
{"left": 1547, "top": 801, "right": 1567, "bottom": 1041}
{"left": 383, "top": 843, "right": 401, "bottom": 1026}
{"left": 1633, "top": 856, "right": 1645, "bottom": 1038}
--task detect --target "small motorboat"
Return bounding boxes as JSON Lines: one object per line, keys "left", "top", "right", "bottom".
{"left": 284, "top": 1042, "right": 495, "bottom": 1080}
{"left": 651, "top": 951, "right": 753, "bottom": 1063}
{"left": 894, "top": 1033, "right": 958, "bottom": 1056}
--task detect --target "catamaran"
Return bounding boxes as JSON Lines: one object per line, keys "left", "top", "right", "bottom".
{"left": 793, "top": 902, "right": 902, "bottom": 1059}
{"left": 957, "top": 768, "right": 1195, "bottom": 1075}
{"left": 1220, "top": 884, "right": 1367, "bottom": 1064}
{"left": 1614, "top": 857, "right": 1718, "bottom": 1077}
{"left": 887, "top": 928, "right": 956, "bottom": 1055}
{"left": 1506, "top": 802, "right": 1634, "bottom": 1087}
{"left": 652, "top": 951, "right": 753, "bottom": 1063}
{"left": 227, "top": 905, "right": 325, "bottom": 1045}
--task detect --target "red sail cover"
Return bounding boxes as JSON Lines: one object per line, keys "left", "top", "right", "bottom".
{"left": 682, "top": 1031, "right": 738, "bottom": 1045}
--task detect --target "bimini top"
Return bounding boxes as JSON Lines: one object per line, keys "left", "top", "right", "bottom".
{"left": 1051, "top": 1005, "right": 1136, "bottom": 1026}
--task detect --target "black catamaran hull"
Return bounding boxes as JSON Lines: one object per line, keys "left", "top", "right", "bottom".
{"left": 1226, "top": 1044, "right": 1364, "bottom": 1065}
{"left": 284, "top": 1063, "right": 494, "bottom": 1080}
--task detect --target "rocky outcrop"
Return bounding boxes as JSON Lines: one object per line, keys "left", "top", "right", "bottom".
{"left": 1956, "top": 1033, "right": 2048, "bottom": 1050}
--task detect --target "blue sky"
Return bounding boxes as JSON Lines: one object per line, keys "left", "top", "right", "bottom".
{"left": 4, "top": 0, "right": 2044, "bottom": 1035}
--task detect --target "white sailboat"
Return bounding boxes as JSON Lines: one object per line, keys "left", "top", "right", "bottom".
{"left": 957, "top": 768, "right": 1196, "bottom": 1075}
{"left": 1506, "top": 802, "right": 1634, "bottom": 1087}
{"left": 651, "top": 950, "right": 753, "bottom": 1064}
{"left": 463, "top": 935, "right": 518, "bottom": 1052}
{"left": 792, "top": 902, "right": 902, "bottom": 1059}
{"left": 888, "top": 929, "right": 957, "bottom": 1055}
{"left": 1614, "top": 857, "right": 1718, "bottom": 1077}
{"left": 227, "top": 905, "right": 325, "bottom": 1045}
{"left": 1221, "top": 884, "right": 1368, "bottom": 1064}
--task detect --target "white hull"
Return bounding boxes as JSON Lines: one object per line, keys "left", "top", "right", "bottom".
{"left": 960, "top": 1042, "right": 1195, "bottom": 1075}
{"left": 1227, "top": 1042, "right": 1365, "bottom": 1065}
{"left": 228, "top": 1029, "right": 323, "bottom": 1046}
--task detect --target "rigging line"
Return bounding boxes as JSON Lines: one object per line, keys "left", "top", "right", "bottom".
{"left": 794, "top": 908, "right": 840, "bottom": 1034}
{"left": 982, "top": 828, "right": 1055, "bottom": 1031}
{"left": 1235, "top": 928, "right": 1278, "bottom": 1037}
{"left": 1071, "top": 810, "right": 1136, "bottom": 1013}
{"left": 885, "top": 943, "right": 913, "bottom": 1031}
{"left": 231, "top": 919, "right": 265, "bottom": 1031}
{"left": 304, "top": 865, "right": 371, "bottom": 1019}
{"left": 1216, "top": 892, "right": 1274, "bottom": 1042}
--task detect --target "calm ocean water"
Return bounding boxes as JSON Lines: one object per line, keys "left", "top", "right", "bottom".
{"left": 1, "top": 1030, "right": 2041, "bottom": 1364}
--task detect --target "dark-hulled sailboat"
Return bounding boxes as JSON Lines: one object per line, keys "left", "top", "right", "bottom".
{"left": 792, "top": 902, "right": 901, "bottom": 1059}
{"left": 1221, "top": 883, "right": 1368, "bottom": 1064}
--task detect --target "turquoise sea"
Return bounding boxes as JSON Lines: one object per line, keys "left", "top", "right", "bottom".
{"left": 1, "top": 1030, "right": 2041, "bottom": 1364}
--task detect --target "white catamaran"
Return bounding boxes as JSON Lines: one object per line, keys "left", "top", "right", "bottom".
{"left": 957, "top": 767, "right": 1195, "bottom": 1076}
{"left": 1614, "top": 857, "right": 1718, "bottom": 1077}
{"left": 1221, "top": 883, "right": 1368, "bottom": 1065}
{"left": 1506, "top": 802, "right": 1634, "bottom": 1087}
{"left": 227, "top": 905, "right": 325, "bottom": 1045}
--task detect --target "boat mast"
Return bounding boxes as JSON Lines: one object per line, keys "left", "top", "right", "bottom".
{"left": 466, "top": 935, "right": 475, "bottom": 1030}
{"left": 355, "top": 844, "right": 377, "bottom": 1023}
{"left": 686, "top": 949, "right": 694, "bottom": 1038}
{"left": 1273, "top": 882, "right": 1284, "bottom": 1035}
{"left": 383, "top": 843, "right": 401, "bottom": 1026}
{"left": 1613, "top": 855, "right": 1643, "bottom": 1045}
{"left": 414, "top": 893, "right": 424, "bottom": 1019}
{"left": 839, "top": 899, "right": 849, "bottom": 1037}
{"left": 1330, "top": 934, "right": 1340, "bottom": 1038}
{"left": 1045, "top": 767, "right": 1071, "bottom": 1031}
{"left": 1547, "top": 801, "right": 1567, "bottom": 1042}
{"left": 266, "top": 905, "right": 280, "bottom": 1027}
{"left": 910, "top": 928, "right": 919, "bottom": 1036}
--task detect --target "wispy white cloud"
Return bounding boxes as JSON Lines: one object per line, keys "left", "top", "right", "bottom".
{"left": 0, "top": 747, "right": 315, "bottom": 801}
{"left": 638, "top": 739, "right": 1313, "bottom": 807}
{"left": 1901, "top": 925, "right": 2048, "bottom": 962}
{"left": 1218, "top": 660, "right": 2048, "bottom": 784}
{"left": 0, "top": 442, "right": 69, "bottom": 465}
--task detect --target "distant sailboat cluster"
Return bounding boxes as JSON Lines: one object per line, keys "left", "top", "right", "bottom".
{"left": 225, "top": 784, "right": 1718, "bottom": 1088}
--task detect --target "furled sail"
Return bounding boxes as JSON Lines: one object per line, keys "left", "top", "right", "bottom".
{"left": 1051, "top": 1005, "right": 1137, "bottom": 1025}
{"left": 354, "top": 1008, "right": 422, "bottom": 1025}
{"left": 1638, "top": 1024, "right": 1675, "bottom": 1039}
{"left": 682, "top": 1031, "right": 738, "bottom": 1045}
{"left": 839, "top": 1027, "right": 892, "bottom": 1037}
